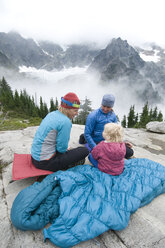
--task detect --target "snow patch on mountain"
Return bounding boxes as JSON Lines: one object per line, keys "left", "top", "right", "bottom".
{"left": 139, "top": 50, "right": 160, "bottom": 62}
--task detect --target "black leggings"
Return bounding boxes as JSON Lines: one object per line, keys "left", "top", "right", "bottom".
{"left": 125, "top": 145, "right": 134, "bottom": 159}
{"left": 31, "top": 147, "right": 89, "bottom": 172}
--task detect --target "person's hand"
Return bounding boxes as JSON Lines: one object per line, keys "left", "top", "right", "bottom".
{"left": 67, "top": 147, "right": 71, "bottom": 151}
{"left": 125, "top": 142, "right": 133, "bottom": 148}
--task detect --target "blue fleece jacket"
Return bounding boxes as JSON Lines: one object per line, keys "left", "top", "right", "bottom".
{"left": 31, "top": 110, "right": 72, "bottom": 161}
{"left": 85, "top": 107, "right": 117, "bottom": 149}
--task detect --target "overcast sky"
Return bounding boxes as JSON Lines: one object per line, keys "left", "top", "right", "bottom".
{"left": 0, "top": 0, "right": 165, "bottom": 47}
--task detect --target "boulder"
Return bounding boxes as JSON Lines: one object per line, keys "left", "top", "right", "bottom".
{"left": 146, "top": 121, "right": 165, "bottom": 134}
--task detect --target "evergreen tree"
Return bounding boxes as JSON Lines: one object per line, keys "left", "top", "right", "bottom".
{"left": 0, "top": 77, "right": 14, "bottom": 110}
{"left": 149, "top": 108, "right": 153, "bottom": 122}
{"left": 0, "top": 77, "right": 12, "bottom": 92}
{"left": 30, "top": 96, "right": 40, "bottom": 117}
{"left": 39, "top": 97, "right": 48, "bottom": 118}
{"left": 127, "top": 105, "right": 136, "bottom": 128}
{"left": 55, "top": 97, "right": 58, "bottom": 110}
{"left": 7, "top": 92, "right": 15, "bottom": 109}
{"left": 19, "top": 89, "right": 31, "bottom": 115}
{"left": 39, "top": 96, "right": 44, "bottom": 118}
{"left": 43, "top": 102, "right": 49, "bottom": 118}
{"left": 152, "top": 106, "right": 158, "bottom": 121}
{"left": 14, "top": 90, "right": 20, "bottom": 109}
{"left": 49, "top": 98, "right": 55, "bottom": 112}
{"left": 121, "top": 115, "right": 127, "bottom": 128}
{"left": 139, "top": 102, "right": 149, "bottom": 128}
{"left": 19, "top": 89, "right": 28, "bottom": 109}
{"left": 49, "top": 97, "right": 58, "bottom": 112}
{"left": 74, "top": 97, "right": 92, "bottom": 124}
{"left": 135, "top": 113, "right": 138, "bottom": 124}
{"left": 0, "top": 77, "right": 49, "bottom": 119}
{"left": 157, "top": 111, "right": 163, "bottom": 122}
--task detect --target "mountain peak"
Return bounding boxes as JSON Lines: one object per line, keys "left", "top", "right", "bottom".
{"left": 88, "top": 37, "right": 145, "bottom": 75}
{"left": 106, "top": 37, "right": 139, "bottom": 58}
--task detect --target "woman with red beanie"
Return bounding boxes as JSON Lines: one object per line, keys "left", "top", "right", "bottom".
{"left": 31, "top": 92, "right": 89, "bottom": 172}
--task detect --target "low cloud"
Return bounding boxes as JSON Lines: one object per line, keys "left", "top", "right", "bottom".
{"left": 1, "top": 66, "right": 164, "bottom": 122}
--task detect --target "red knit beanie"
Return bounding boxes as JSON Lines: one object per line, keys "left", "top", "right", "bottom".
{"left": 61, "top": 92, "right": 80, "bottom": 109}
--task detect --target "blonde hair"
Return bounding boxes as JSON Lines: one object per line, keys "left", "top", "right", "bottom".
{"left": 58, "top": 106, "right": 78, "bottom": 119}
{"left": 58, "top": 106, "right": 70, "bottom": 118}
{"left": 103, "top": 123, "right": 124, "bottom": 142}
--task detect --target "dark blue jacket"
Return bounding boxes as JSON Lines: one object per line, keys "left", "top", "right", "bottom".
{"left": 85, "top": 107, "right": 118, "bottom": 149}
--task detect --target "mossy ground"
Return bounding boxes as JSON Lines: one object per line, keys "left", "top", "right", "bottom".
{"left": 0, "top": 111, "right": 42, "bottom": 131}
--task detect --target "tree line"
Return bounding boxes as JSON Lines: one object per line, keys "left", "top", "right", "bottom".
{"left": 0, "top": 77, "right": 58, "bottom": 118}
{"left": 0, "top": 77, "right": 93, "bottom": 123}
{"left": 121, "top": 104, "right": 163, "bottom": 128}
{"left": 0, "top": 77, "right": 164, "bottom": 127}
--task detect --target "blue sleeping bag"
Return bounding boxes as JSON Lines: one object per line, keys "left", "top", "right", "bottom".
{"left": 11, "top": 158, "right": 165, "bottom": 247}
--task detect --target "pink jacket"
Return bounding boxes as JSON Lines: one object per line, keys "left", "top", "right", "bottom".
{"left": 91, "top": 141, "right": 126, "bottom": 175}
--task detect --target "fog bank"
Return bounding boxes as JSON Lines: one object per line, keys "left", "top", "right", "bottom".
{"left": 1, "top": 66, "right": 165, "bottom": 121}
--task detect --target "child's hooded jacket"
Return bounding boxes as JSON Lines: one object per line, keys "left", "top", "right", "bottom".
{"left": 91, "top": 141, "right": 126, "bottom": 175}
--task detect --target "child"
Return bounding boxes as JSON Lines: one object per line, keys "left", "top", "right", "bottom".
{"left": 88, "top": 123, "right": 126, "bottom": 175}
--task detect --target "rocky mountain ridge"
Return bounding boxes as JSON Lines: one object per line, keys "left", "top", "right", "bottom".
{"left": 0, "top": 31, "right": 165, "bottom": 105}
{"left": 0, "top": 31, "right": 99, "bottom": 71}
{"left": 88, "top": 38, "right": 165, "bottom": 103}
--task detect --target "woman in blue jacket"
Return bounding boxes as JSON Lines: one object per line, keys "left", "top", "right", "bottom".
{"left": 80, "top": 94, "right": 133, "bottom": 159}
{"left": 31, "top": 92, "right": 89, "bottom": 172}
